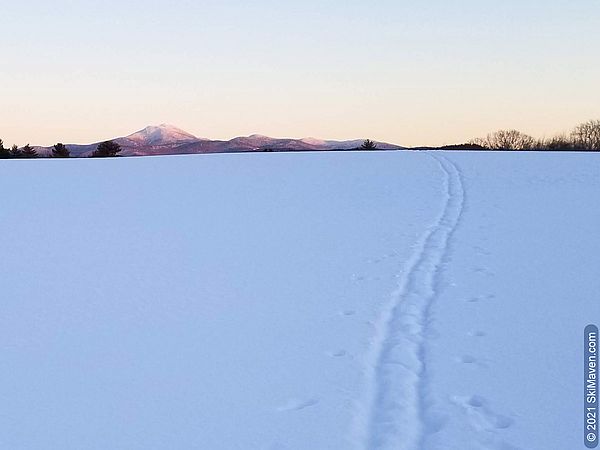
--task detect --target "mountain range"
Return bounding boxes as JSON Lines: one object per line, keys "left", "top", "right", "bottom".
{"left": 34, "top": 124, "right": 404, "bottom": 157}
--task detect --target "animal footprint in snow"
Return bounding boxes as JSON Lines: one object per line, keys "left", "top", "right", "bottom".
{"left": 341, "top": 310, "right": 356, "bottom": 317}
{"left": 472, "top": 267, "right": 495, "bottom": 277}
{"left": 458, "top": 355, "right": 478, "bottom": 364}
{"left": 468, "top": 330, "right": 487, "bottom": 338}
{"left": 466, "top": 395, "right": 486, "bottom": 407}
{"left": 466, "top": 294, "right": 495, "bottom": 303}
{"left": 328, "top": 349, "right": 347, "bottom": 358}
{"left": 453, "top": 395, "right": 514, "bottom": 432}
{"left": 457, "top": 355, "right": 489, "bottom": 368}
{"left": 277, "top": 398, "right": 319, "bottom": 412}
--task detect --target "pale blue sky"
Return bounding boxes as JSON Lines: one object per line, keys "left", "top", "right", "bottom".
{"left": 1, "top": 0, "right": 599, "bottom": 146}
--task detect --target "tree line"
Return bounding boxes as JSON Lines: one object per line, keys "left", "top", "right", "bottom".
{"left": 0, "top": 140, "right": 122, "bottom": 159}
{"left": 2, "top": 120, "right": 599, "bottom": 157}
{"left": 471, "top": 119, "right": 600, "bottom": 151}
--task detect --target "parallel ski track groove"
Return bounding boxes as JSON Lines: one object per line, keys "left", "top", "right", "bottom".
{"left": 361, "top": 154, "right": 465, "bottom": 450}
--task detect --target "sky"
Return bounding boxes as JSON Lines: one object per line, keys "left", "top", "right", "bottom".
{"left": 1, "top": 0, "right": 599, "bottom": 147}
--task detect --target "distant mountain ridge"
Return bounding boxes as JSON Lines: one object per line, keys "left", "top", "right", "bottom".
{"left": 121, "top": 124, "right": 202, "bottom": 146}
{"left": 33, "top": 124, "right": 404, "bottom": 157}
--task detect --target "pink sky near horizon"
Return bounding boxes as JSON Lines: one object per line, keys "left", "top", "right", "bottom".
{"left": 1, "top": 0, "right": 599, "bottom": 148}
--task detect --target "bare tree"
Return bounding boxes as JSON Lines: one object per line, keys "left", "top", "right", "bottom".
{"left": 534, "top": 134, "right": 574, "bottom": 151}
{"left": 571, "top": 119, "right": 600, "bottom": 150}
{"left": 472, "top": 129, "right": 536, "bottom": 150}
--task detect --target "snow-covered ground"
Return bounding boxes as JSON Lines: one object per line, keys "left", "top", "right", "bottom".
{"left": 1, "top": 151, "right": 598, "bottom": 449}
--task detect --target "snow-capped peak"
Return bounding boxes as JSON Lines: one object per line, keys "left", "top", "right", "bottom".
{"left": 300, "top": 137, "right": 327, "bottom": 146}
{"left": 125, "top": 124, "right": 200, "bottom": 146}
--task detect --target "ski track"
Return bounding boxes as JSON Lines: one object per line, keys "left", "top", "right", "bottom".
{"left": 360, "top": 153, "right": 465, "bottom": 450}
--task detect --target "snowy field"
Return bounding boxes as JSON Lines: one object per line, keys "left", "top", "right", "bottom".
{"left": 1, "top": 151, "right": 599, "bottom": 450}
